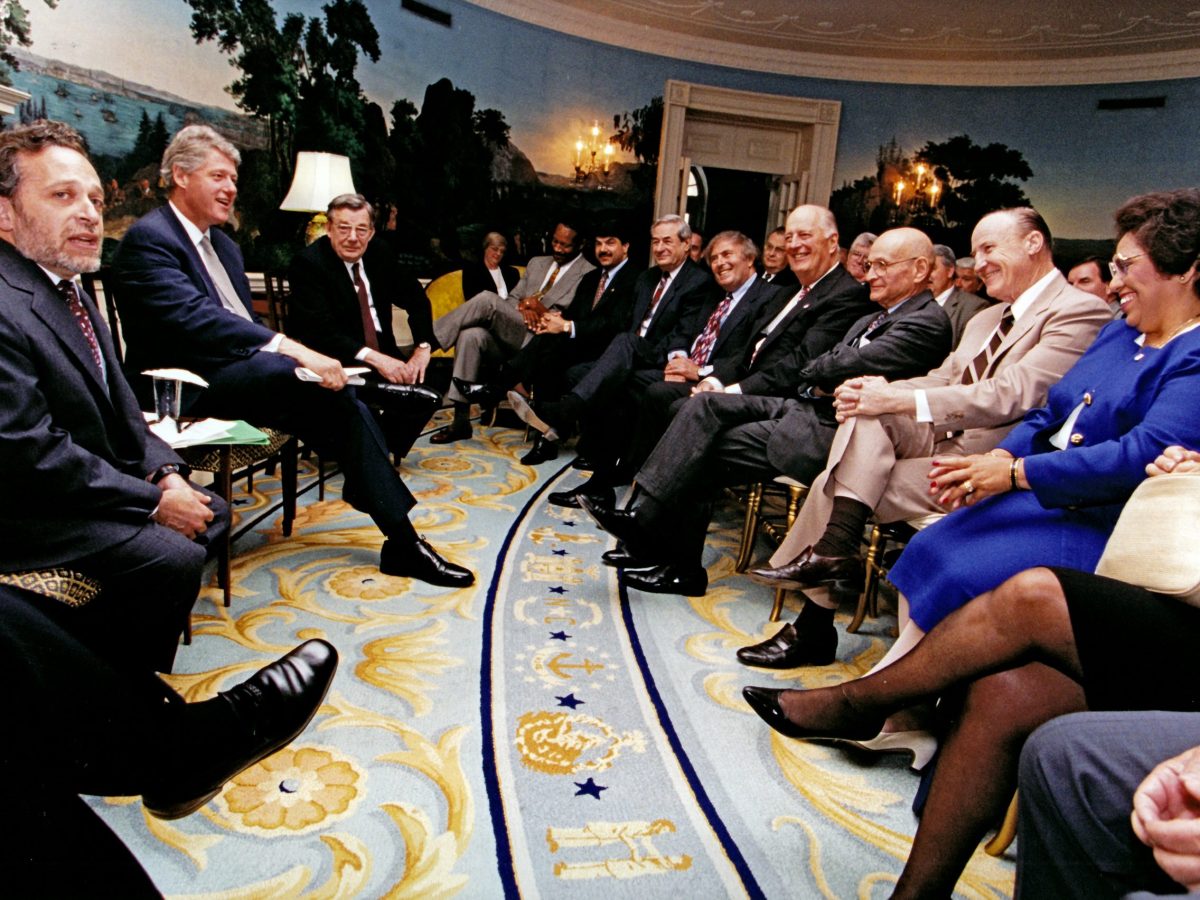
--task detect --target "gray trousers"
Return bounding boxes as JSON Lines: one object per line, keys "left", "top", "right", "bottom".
{"left": 1018, "top": 711, "right": 1200, "bottom": 899}
{"left": 432, "top": 292, "right": 530, "bottom": 402}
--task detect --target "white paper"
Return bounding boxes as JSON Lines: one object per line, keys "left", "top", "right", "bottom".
{"left": 141, "top": 367, "right": 209, "bottom": 388}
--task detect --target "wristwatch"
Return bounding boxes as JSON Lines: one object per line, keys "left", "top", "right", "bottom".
{"left": 149, "top": 463, "right": 189, "bottom": 485}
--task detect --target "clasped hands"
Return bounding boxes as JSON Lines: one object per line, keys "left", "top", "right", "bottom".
{"left": 518, "top": 296, "right": 550, "bottom": 331}
{"left": 151, "top": 472, "right": 213, "bottom": 539}
{"left": 832, "top": 376, "right": 913, "bottom": 423}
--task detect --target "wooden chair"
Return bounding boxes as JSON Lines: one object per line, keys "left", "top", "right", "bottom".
{"left": 984, "top": 792, "right": 1019, "bottom": 856}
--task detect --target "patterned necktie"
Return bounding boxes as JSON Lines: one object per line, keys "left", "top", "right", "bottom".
{"left": 639, "top": 272, "right": 671, "bottom": 336}
{"left": 533, "top": 263, "right": 560, "bottom": 299}
{"left": 858, "top": 309, "right": 889, "bottom": 345}
{"left": 962, "top": 307, "right": 1016, "bottom": 384}
{"left": 198, "top": 235, "right": 252, "bottom": 321}
{"left": 690, "top": 292, "right": 735, "bottom": 365}
{"left": 751, "top": 285, "right": 809, "bottom": 365}
{"left": 592, "top": 268, "right": 609, "bottom": 309}
{"left": 352, "top": 263, "right": 380, "bottom": 350}
{"left": 58, "top": 279, "right": 103, "bottom": 373}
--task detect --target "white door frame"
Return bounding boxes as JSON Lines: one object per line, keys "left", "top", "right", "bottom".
{"left": 653, "top": 79, "right": 841, "bottom": 230}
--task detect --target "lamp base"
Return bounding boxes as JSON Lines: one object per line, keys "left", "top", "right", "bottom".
{"left": 305, "top": 212, "right": 329, "bottom": 245}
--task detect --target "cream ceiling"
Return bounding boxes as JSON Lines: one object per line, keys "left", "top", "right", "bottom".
{"left": 465, "top": 0, "right": 1200, "bottom": 85}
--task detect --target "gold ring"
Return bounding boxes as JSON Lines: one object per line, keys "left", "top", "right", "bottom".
{"left": 963, "top": 480, "right": 976, "bottom": 494}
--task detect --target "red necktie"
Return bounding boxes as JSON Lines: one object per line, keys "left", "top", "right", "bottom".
{"left": 690, "top": 292, "right": 734, "bottom": 365}
{"left": 59, "top": 279, "right": 103, "bottom": 372}
{"left": 353, "top": 263, "right": 380, "bottom": 351}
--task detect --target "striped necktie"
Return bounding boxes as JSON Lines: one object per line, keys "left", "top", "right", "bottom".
{"left": 962, "top": 307, "right": 1016, "bottom": 384}
{"left": 592, "top": 268, "right": 609, "bottom": 308}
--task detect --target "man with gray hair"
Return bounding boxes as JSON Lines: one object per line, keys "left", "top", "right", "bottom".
{"left": 846, "top": 232, "right": 877, "bottom": 281}
{"left": 930, "top": 242, "right": 990, "bottom": 347}
{"left": 955, "top": 255, "right": 984, "bottom": 295}
{"left": 286, "top": 192, "right": 440, "bottom": 459}
{"left": 113, "top": 124, "right": 473, "bottom": 588}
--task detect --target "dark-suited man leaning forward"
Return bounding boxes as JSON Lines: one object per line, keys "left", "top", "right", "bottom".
{"left": 0, "top": 120, "right": 229, "bottom": 674}
{"left": 580, "top": 227, "right": 954, "bottom": 597}
{"left": 286, "top": 192, "right": 440, "bottom": 459}
{"left": 111, "top": 124, "right": 472, "bottom": 588}
{"left": 430, "top": 216, "right": 594, "bottom": 443}
{"left": 740, "top": 207, "right": 1113, "bottom": 668}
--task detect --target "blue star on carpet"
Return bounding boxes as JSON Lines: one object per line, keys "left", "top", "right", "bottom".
{"left": 561, "top": 520, "right": 576, "bottom": 527}
{"left": 548, "top": 586, "right": 567, "bottom": 594}
{"left": 552, "top": 549, "right": 568, "bottom": 556}
{"left": 549, "top": 630, "right": 571, "bottom": 641}
{"left": 574, "top": 777, "right": 607, "bottom": 799}
{"left": 556, "top": 693, "right": 584, "bottom": 708}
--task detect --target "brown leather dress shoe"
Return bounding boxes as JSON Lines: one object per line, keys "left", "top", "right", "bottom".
{"left": 429, "top": 423, "right": 471, "bottom": 444}
{"left": 736, "top": 621, "right": 838, "bottom": 668}
{"left": 746, "top": 546, "right": 864, "bottom": 591}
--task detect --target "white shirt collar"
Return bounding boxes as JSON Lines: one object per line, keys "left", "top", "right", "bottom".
{"left": 38, "top": 265, "right": 78, "bottom": 289}
{"left": 168, "top": 200, "right": 208, "bottom": 247}
{"left": 726, "top": 271, "right": 758, "bottom": 303}
{"left": 935, "top": 286, "right": 954, "bottom": 305}
{"left": 1010, "top": 268, "right": 1059, "bottom": 322}
{"left": 804, "top": 260, "right": 841, "bottom": 291}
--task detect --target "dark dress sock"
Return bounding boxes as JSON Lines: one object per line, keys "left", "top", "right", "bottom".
{"left": 812, "top": 496, "right": 871, "bottom": 558}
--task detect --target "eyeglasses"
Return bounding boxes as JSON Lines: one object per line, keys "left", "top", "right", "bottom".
{"left": 863, "top": 256, "right": 919, "bottom": 275}
{"left": 1109, "top": 252, "right": 1144, "bottom": 279}
{"left": 333, "top": 224, "right": 371, "bottom": 239}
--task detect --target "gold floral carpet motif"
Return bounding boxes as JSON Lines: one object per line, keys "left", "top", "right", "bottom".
{"left": 89, "top": 424, "right": 1015, "bottom": 898}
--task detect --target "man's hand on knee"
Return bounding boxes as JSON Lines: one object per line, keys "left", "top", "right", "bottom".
{"left": 153, "top": 475, "right": 214, "bottom": 539}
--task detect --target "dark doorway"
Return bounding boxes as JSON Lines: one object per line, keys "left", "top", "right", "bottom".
{"left": 693, "top": 166, "right": 773, "bottom": 244}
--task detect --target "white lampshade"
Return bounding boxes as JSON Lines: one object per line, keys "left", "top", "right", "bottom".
{"left": 279, "top": 152, "right": 357, "bottom": 213}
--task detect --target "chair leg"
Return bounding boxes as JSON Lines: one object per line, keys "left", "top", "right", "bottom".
{"left": 218, "top": 448, "right": 233, "bottom": 609}
{"left": 736, "top": 483, "right": 764, "bottom": 572}
{"left": 317, "top": 452, "right": 326, "bottom": 501}
{"left": 785, "top": 484, "right": 806, "bottom": 527}
{"left": 280, "top": 438, "right": 297, "bottom": 537}
{"left": 849, "top": 524, "right": 884, "bottom": 634}
{"left": 770, "top": 587, "right": 787, "bottom": 622}
{"left": 984, "top": 792, "right": 1019, "bottom": 857}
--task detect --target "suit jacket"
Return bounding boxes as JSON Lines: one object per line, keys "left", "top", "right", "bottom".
{"left": 461, "top": 261, "right": 520, "bottom": 302}
{"left": 111, "top": 205, "right": 276, "bottom": 382}
{"left": 628, "top": 258, "right": 713, "bottom": 360}
{"left": 760, "top": 268, "right": 799, "bottom": 291}
{"left": 940, "top": 288, "right": 991, "bottom": 349}
{"left": 736, "top": 264, "right": 875, "bottom": 397}
{"left": 895, "top": 271, "right": 1113, "bottom": 453}
{"left": 0, "top": 240, "right": 180, "bottom": 569}
{"left": 285, "top": 236, "right": 434, "bottom": 363}
{"left": 560, "top": 261, "right": 640, "bottom": 361}
{"left": 472, "top": 252, "right": 594, "bottom": 311}
{"left": 666, "top": 275, "right": 785, "bottom": 387}
{"left": 764, "top": 290, "right": 953, "bottom": 475}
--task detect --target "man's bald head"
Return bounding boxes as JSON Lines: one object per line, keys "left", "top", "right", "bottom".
{"left": 863, "top": 227, "right": 934, "bottom": 308}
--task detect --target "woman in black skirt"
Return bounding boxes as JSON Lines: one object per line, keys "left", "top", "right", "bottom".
{"left": 743, "top": 444, "right": 1200, "bottom": 898}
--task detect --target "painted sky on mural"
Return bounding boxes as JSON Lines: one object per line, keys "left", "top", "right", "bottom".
{"left": 19, "top": 0, "right": 1200, "bottom": 238}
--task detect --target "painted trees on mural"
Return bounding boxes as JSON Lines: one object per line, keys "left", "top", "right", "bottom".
{"left": 832, "top": 134, "right": 1032, "bottom": 251}
{"left": 0, "top": 0, "right": 53, "bottom": 85}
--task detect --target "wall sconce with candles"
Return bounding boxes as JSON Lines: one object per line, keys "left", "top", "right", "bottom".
{"left": 279, "top": 151, "right": 358, "bottom": 244}
{"left": 572, "top": 120, "right": 614, "bottom": 186}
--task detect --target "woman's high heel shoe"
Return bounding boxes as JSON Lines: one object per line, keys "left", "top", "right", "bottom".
{"left": 742, "top": 685, "right": 883, "bottom": 741}
{"left": 847, "top": 730, "right": 938, "bottom": 772}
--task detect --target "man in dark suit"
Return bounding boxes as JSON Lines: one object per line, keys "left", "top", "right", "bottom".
{"left": 579, "top": 227, "right": 953, "bottom": 596}
{"left": 512, "top": 215, "right": 713, "bottom": 486}
{"left": 931, "top": 243, "right": 989, "bottom": 347}
{"left": 111, "top": 125, "right": 472, "bottom": 588}
{"left": 456, "top": 218, "right": 641, "bottom": 464}
{"left": 286, "top": 192, "right": 440, "bottom": 459}
{"left": 759, "top": 226, "right": 799, "bottom": 290}
{"left": 0, "top": 120, "right": 228, "bottom": 674}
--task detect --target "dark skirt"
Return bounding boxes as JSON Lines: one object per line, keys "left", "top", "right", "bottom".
{"left": 1054, "top": 566, "right": 1200, "bottom": 712}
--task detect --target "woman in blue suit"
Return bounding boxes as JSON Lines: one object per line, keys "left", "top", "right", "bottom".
{"left": 744, "top": 188, "right": 1200, "bottom": 898}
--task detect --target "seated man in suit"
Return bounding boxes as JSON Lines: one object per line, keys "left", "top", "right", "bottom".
{"left": 579, "top": 227, "right": 953, "bottom": 597}
{"left": 430, "top": 216, "right": 594, "bottom": 443}
{"left": 455, "top": 217, "right": 640, "bottom": 465}
{"left": 741, "top": 208, "right": 1113, "bottom": 667}
{"left": 551, "top": 204, "right": 874, "bottom": 510}
{"left": 112, "top": 125, "right": 472, "bottom": 588}
{"left": 1068, "top": 255, "right": 1121, "bottom": 315}
{"left": 1, "top": 582, "right": 335, "bottom": 894}
{"left": 759, "top": 226, "right": 799, "bottom": 289}
{"left": 0, "top": 119, "right": 228, "bottom": 675}
{"left": 460, "top": 231, "right": 520, "bottom": 302}
{"left": 286, "top": 192, "right": 440, "bottom": 459}
{"left": 930, "top": 242, "right": 990, "bottom": 347}
{"left": 510, "top": 215, "right": 713, "bottom": 489}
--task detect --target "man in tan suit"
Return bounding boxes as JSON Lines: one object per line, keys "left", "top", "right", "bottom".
{"left": 739, "top": 207, "right": 1114, "bottom": 668}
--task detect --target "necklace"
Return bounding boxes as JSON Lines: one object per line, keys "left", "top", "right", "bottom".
{"left": 1135, "top": 314, "right": 1200, "bottom": 360}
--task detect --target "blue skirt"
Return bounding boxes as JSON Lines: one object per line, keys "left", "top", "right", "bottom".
{"left": 888, "top": 490, "right": 1112, "bottom": 632}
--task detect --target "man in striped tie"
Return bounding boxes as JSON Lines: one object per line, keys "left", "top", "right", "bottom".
{"left": 739, "top": 207, "right": 1115, "bottom": 670}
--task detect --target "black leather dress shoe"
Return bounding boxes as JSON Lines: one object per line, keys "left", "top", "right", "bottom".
{"left": 747, "top": 547, "right": 865, "bottom": 591}
{"left": 547, "top": 484, "right": 614, "bottom": 509}
{"left": 741, "top": 685, "right": 882, "bottom": 742}
{"left": 451, "top": 377, "right": 507, "bottom": 407}
{"left": 143, "top": 640, "right": 339, "bottom": 819}
{"left": 624, "top": 563, "right": 707, "bottom": 596}
{"left": 571, "top": 455, "right": 594, "bottom": 471}
{"left": 601, "top": 545, "right": 653, "bottom": 569}
{"left": 360, "top": 382, "right": 442, "bottom": 409}
{"left": 577, "top": 494, "right": 659, "bottom": 558}
{"left": 429, "top": 422, "right": 471, "bottom": 444}
{"left": 380, "top": 537, "right": 475, "bottom": 587}
{"left": 735, "top": 621, "right": 838, "bottom": 668}
{"left": 519, "top": 435, "right": 559, "bottom": 465}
